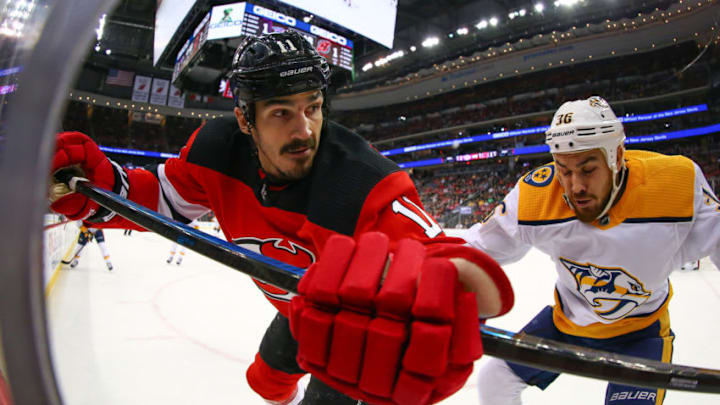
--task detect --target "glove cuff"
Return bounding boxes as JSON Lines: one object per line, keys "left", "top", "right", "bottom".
{"left": 85, "top": 159, "right": 129, "bottom": 223}
{"left": 426, "top": 244, "right": 514, "bottom": 317}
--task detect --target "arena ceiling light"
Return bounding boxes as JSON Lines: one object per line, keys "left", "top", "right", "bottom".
{"left": 422, "top": 36, "right": 440, "bottom": 47}
{"left": 93, "top": 13, "right": 106, "bottom": 53}
{"left": 362, "top": 63, "right": 373, "bottom": 72}
{"left": 95, "top": 13, "right": 106, "bottom": 41}
{"left": 554, "top": 0, "right": 582, "bottom": 7}
{"left": 0, "top": 0, "right": 35, "bottom": 38}
{"left": 535, "top": 2, "right": 545, "bottom": 12}
{"left": 375, "top": 50, "right": 405, "bottom": 66}
{"left": 489, "top": 17, "right": 499, "bottom": 26}
{"left": 456, "top": 27, "right": 469, "bottom": 35}
{"left": 476, "top": 19, "right": 489, "bottom": 29}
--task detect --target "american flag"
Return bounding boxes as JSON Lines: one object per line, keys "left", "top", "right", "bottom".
{"left": 105, "top": 69, "right": 135, "bottom": 86}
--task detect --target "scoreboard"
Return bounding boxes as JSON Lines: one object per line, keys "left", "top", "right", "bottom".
{"left": 239, "top": 5, "right": 353, "bottom": 71}
{"left": 173, "top": 2, "right": 353, "bottom": 84}
{"left": 173, "top": 12, "right": 211, "bottom": 84}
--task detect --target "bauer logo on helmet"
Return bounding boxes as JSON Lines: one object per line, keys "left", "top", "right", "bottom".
{"left": 279, "top": 66, "right": 313, "bottom": 77}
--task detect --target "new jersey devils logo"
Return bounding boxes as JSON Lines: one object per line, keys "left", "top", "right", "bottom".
{"left": 233, "top": 237, "right": 316, "bottom": 302}
{"left": 316, "top": 39, "right": 332, "bottom": 55}
{"left": 234, "top": 237, "right": 316, "bottom": 269}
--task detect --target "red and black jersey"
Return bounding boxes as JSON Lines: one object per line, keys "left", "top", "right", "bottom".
{"left": 101, "top": 118, "right": 461, "bottom": 314}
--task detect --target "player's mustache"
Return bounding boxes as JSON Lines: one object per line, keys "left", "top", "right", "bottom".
{"left": 572, "top": 190, "right": 592, "bottom": 199}
{"left": 281, "top": 138, "right": 316, "bottom": 154}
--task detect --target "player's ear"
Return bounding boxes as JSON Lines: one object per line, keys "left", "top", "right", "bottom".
{"left": 616, "top": 145, "right": 625, "bottom": 168}
{"left": 234, "top": 107, "right": 251, "bottom": 134}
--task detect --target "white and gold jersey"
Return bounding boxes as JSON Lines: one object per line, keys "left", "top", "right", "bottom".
{"left": 465, "top": 150, "right": 720, "bottom": 339}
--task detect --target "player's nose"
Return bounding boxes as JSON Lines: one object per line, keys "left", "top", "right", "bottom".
{"left": 289, "top": 110, "right": 312, "bottom": 140}
{"left": 570, "top": 174, "right": 587, "bottom": 195}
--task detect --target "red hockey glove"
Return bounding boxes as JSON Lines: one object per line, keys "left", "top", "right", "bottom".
{"left": 289, "top": 232, "right": 510, "bottom": 405}
{"left": 49, "top": 131, "right": 116, "bottom": 220}
{"left": 0, "top": 368, "right": 12, "bottom": 405}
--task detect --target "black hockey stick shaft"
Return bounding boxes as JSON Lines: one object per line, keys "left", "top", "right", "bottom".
{"left": 65, "top": 179, "right": 720, "bottom": 394}
{"left": 76, "top": 181, "right": 305, "bottom": 290}
{"left": 481, "top": 326, "right": 720, "bottom": 393}
{"left": 60, "top": 240, "right": 85, "bottom": 264}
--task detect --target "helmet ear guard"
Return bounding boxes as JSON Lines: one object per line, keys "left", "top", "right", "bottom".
{"left": 236, "top": 100, "right": 255, "bottom": 133}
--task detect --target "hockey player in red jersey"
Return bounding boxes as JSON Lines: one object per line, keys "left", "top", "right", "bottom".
{"left": 48, "top": 31, "right": 514, "bottom": 405}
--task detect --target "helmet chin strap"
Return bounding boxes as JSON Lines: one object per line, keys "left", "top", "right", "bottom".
{"left": 595, "top": 165, "right": 626, "bottom": 221}
{"left": 560, "top": 160, "right": 626, "bottom": 222}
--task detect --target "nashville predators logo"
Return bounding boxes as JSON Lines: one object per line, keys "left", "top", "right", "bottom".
{"left": 560, "top": 258, "right": 651, "bottom": 320}
{"left": 703, "top": 188, "right": 720, "bottom": 212}
{"left": 523, "top": 165, "right": 554, "bottom": 187}
{"left": 588, "top": 96, "right": 608, "bottom": 108}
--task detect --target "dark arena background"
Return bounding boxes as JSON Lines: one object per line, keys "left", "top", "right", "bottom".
{"left": 0, "top": 0, "right": 718, "bottom": 404}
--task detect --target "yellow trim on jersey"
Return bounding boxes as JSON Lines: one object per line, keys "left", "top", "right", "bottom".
{"left": 517, "top": 150, "right": 695, "bottom": 228}
{"left": 597, "top": 150, "right": 695, "bottom": 229}
{"left": 657, "top": 308, "right": 675, "bottom": 404}
{"left": 552, "top": 282, "right": 674, "bottom": 339}
{"left": 517, "top": 165, "right": 574, "bottom": 224}
{"left": 654, "top": 308, "right": 674, "bottom": 404}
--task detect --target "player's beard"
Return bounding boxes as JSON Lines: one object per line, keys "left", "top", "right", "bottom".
{"left": 278, "top": 137, "right": 317, "bottom": 180}
{"left": 570, "top": 191, "right": 609, "bottom": 223}
{"left": 256, "top": 136, "right": 317, "bottom": 182}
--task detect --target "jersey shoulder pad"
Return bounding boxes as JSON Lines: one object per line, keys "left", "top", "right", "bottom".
{"left": 517, "top": 163, "right": 574, "bottom": 225}
{"left": 620, "top": 150, "right": 695, "bottom": 221}
{"left": 307, "top": 122, "right": 402, "bottom": 235}
{"left": 185, "top": 117, "right": 252, "bottom": 179}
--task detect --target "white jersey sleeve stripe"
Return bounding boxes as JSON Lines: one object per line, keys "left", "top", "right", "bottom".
{"left": 156, "top": 180, "right": 173, "bottom": 219}
{"left": 157, "top": 164, "right": 210, "bottom": 221}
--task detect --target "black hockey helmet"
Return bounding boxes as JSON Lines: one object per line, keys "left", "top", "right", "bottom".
{"left": 229, "top": 31, "right": 330, "bottom": 125}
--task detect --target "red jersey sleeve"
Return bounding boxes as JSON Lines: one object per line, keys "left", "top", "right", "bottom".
{"left": 354, "top": 171, "right": 462, "bottom": 248}
{"left": 157, "top": 129, "right": 212, "bottom": 219}
{"left": 95, "top": 126, "right": 211, "bottom": 230}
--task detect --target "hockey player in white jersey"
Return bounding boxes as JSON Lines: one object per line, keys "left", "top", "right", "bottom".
{"left": 679, "top": 259, "right": 700, "bottom": 271}
{"left": 65, "top": 223, "right": 113, "bottom": 271}
{"left": 467, "top": 96, "right": 720, "bottom": 405}
{"left": 166, "top": 220, "right": 200, "bottom": 265}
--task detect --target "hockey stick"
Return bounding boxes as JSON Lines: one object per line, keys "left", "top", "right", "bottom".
{"left": 60, "top": 242, "right": 85, "bottom": 264}
{"left": 60, "top": 177, "right": 720, "bottom": 394}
